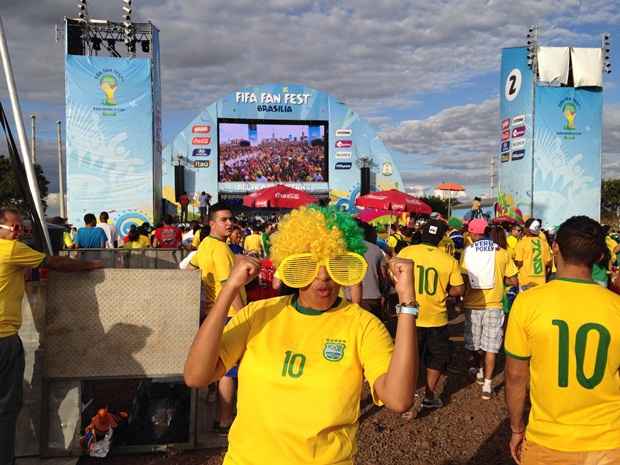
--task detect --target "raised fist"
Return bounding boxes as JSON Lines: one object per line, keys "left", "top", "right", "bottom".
{"left": 228, "top": 255, "right": 261, "bottom": 288}
{"left": 388, "top": 257, "right": 416, "bottom": 303}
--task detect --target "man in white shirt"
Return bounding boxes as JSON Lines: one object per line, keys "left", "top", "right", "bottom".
{"left": 97, "top": 211, "right": 117, "bottom": 248}
{"left": 199, "top": 192, "right": 211, "bottom": 224}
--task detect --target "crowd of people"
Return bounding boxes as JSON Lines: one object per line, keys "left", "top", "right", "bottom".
{"left": 219, "top": 139, "right": 327, "bottom": 183}
{"left": 1, "top": 200, "right": 619, "bottom": 465}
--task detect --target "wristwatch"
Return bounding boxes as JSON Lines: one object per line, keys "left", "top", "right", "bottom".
{"left": 395, "top": 302, "right": 419, "bottom": 317}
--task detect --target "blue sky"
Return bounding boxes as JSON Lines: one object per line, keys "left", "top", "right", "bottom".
{"left": 1, "top": 0, "right": 618, "bottom": 214}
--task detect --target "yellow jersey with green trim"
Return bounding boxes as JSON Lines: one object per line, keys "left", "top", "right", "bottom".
{"left": 514, "top": 235, "right": 552, "bottom": 287}
{"left": 0, "top": 239, "right": 45, "bottom": 337}
{"left": 398, "top": 244, "right": 463, "bottom": 327}
{"left": 190, "top": 235, "right": 246, "bottom": 316}
{"left": 437, "top": 235, "right": 455, "bottom": 257}
{"left": 243, "top": 233, "right": 263, "bottom": 254}
{"left": 505, "top": 279, "right": 620, "bottom": 452}
{"left": 219, "top": 295, "right": 393, "bottom": 465}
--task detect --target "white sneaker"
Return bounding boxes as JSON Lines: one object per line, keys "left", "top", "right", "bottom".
{"left": 481, "top": 383, "right": 493, "bottom": 400}
{"left": 469, "top": 367, "right": 484, "bottom": 385}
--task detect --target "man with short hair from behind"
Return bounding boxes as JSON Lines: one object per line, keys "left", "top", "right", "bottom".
{"left": 0, "top": 207, "right": 102, "bottom": 465}
{"left": 505, "top": 216, "right": 620, "bottom": 465}
{"left": 97, "top": 211, "right": 117, "bottom": 248}
{"left": 74, "top": 213, "right": 108, "bottom": 249}
{"left": 153, "top": 215, "right": 182, "bottom": 249}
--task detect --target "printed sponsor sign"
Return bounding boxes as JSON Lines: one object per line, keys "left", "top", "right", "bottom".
{"left": 192, "top": 125, "right": 210, "bottom": 133}
{"left": 501, "top": 141, "right": 510, "bottom": 152}
{"left": 511, "top": 149, "right": 525, "bottom": 160}
{"left": 511, "top": 126, "right": 526, "bottom": 138}
{"left": 335, "top": 162, "right": 352, "bottom": 169}
{"left": 511, "top": 114, "right": 525, "bottom": 126}
{"left": 335, "top": 151, "right": 352, "bottom": 159}
{"left": 511, "top": 138, "right": 525, "bottom": 150}
{"left": 193, "top": 160, "right": 210, "bottom": 168}
{"left": 335, "top": 128, "right": 352, "bottom": 137}
{"left": 501, "top": 119, "right": 510, "bottom": 130}
{"left": 501, "top": 152, "right": 510, "bottom": 163}
{"left": 335, "top": 140, "right": 352, "bottom": 148}
{"left": 192, "top": 137, "right": 211, "bottom": 145}
{"left": 192, "top": 148, "right": 211, "bottom": 157}
{"left": 501, "top": 130, "right": 510, "bottom": 142}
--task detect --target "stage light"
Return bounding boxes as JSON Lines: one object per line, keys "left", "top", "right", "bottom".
{"left": 77, "top": 0, "right": 88, "bottom": 20}
{"left": 92, "top": 37, "right": 102, "bottom": 51}
{"left": 526, "top": 25, "right": 539, "bottom": 70}
{"left": 602, "top": 32, "right": 612, "bottom": 75}
{"left": 141, "top": 40, "right": 150, "bottom": 53}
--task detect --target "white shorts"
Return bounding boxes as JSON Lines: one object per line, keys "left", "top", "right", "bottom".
{"left": 464, "top": 308, "right": 505, "bottom": 353}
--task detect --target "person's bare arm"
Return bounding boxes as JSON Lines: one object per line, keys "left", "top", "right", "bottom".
{"left": 449, "top": 284, "right": 465, "bottom": 297}
{"left": 184, "top": 256, "right": 260, "bottom": 388}
{"left": 505, "top": 275, "right": 518, "bottom": 287}
{"left": 514, "top": 260, "right": 523, "bottom": 269}
{"left": 44, "top": 256, "right": 104, "bottom": 272}
{"left": 349, "top": 283, "right": 362, "bottom": 304}
{"left": 505, "top": 356, "right": 530, "bottom": 464}
{"left": 373, "top": 258, "right": 418, "bottom": 413}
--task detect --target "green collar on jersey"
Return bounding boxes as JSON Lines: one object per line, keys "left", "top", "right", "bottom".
{"left": 555, "top": 277, "right": 596, "bottom": 284}
{"left": 292, "top": 297, "right": 342, "bottom": 316}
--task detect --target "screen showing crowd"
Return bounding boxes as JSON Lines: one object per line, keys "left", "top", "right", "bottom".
{"left": 218, "top": 121, "right": 328, "bottom": 183}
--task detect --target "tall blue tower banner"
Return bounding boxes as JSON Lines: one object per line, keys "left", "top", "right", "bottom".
{"left": 65, "top": 55, "right": 156, "bottom": 235}
{"left": 533, "top": 87, "right": 602, "bottom": 226}
{"left": 498, "top": 47, "right": 535, "bottom": 218}
{"left": 162, "top": 84, "right": 403, "bottom": 211}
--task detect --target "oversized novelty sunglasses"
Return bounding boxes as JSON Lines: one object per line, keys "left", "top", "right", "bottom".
{"left": 277, "top": 252, "right": 368, "bottom": 288}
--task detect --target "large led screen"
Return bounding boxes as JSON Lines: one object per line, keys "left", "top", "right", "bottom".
{"left": 218, "top": 120, "right": 328, "bottom": 184}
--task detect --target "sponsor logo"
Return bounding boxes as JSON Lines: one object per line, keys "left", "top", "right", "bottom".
{"left": 335, "top": 151, "right": 352, "bottom": 159}
{"left": 511, "top": 126, "right": 526, "bottom": 138}
{"left": 335, "top": 128, "right": 352, "bottom": 137}
{"left": 99, "top": 74, "right": 119, "bottom": 106}
{"left": 192, "top": 148, "right": 211, "bottom": 157}
{"left": 511, "top": 138, "right": 525, "bottom": 150}
{"left": 193, "top": 160, "right": 210, "bottom": 168}
{"left": 511, "top": 149, "right": 525, "bottom": 160}
{"left": 323, "top": 339, "right": 346, "bottom": 362}
{"left": 511, "top": 114, "right": 525, "bottom": 126}
{"left": 501, "top": 130, "right": 510, "bottom": 142}
{"left": 501, "top": 152, "right": 510, "bottom": 163}
{"left": 562, "top": 101, "right": 577, "bottom": 130}
{"left": 335, "top": 162, "right": 352, "bottom": 170}
{"left": 192, "top": 125, "right": 210, "bottom": 134}
{"left": 501, "top": 141, "right": 510, "bottom": 152}
{"left": 192, "top": 137, "right": 211, "bottom": 145}
{"left": 501, "top": 119, "right": 510, "bottom": 130}
{"left": 335, "top": 140, "right": 353, "bottom": 148}
{"left": 382, "top": 162, "right": 393, "bottom": 176}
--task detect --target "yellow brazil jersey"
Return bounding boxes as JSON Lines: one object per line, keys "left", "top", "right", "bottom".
{"left": 505, "top": 279, "right": 620, "bottom": 452}
{"left": 219, "top": 295, "right": 393, "bottom": 465}
{"left": 437, "top": 235, "right": 455, "bottom": 257}
{"left": 243, "top": 233, "right": 263, "bottom": 254}
{"left": 506, "top": 235, "right": 518, "bottom": 260}
{"left": 461, "top": 246, "right": 517, "bottom": 309}
{"left": 191, "top": 229, "right": 202, "bottom": 249}
{"left": 190, "top": 235, "right": 246, "bottom": 316}
{"left": 606, "top": 235, "right": 618, "bottom": 267}
{"left": 514, "top": 235, "right": 552, "bottom": 287}
{"left": 0, "top": 239, "right": 45, "bottom": 337}
{"left": 398, "top": 244, "right": 464, "bottom": 327}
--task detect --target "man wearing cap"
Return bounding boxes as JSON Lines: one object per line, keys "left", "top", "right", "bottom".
{"left": 514, "top": 218, "right": 552, "bottom": 290}
{"left": 398, "top": 219, "right": 465, "bottom": 408}
{"left": 461, "top": 218, "right": 518, "bottom": 399}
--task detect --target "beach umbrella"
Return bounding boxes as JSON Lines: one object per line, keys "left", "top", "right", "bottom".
{"left": 355, "top": 189, "right": 431, "bottom": 214}
{"left": 436, "top": 182, "right": 465, "bottom": 217}
{"left": 243, "top": 184, "right": 317, "bottom": 209}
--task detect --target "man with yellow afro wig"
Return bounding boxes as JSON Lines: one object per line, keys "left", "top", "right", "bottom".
{"left": 185, "top": 205, "right": 419, "bottom": 465}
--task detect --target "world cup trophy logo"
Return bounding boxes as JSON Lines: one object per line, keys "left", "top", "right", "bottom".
{"left": 562, "top": 102, "right": 577, "bottom": 130}
{"left": 99, "top": 74, "right": 118, "bottom": 106}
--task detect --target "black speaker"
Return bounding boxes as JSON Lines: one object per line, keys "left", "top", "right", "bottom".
{"left": 66, "top": 22, "right": 85, "bottom": 56}
{"left": 174, "top": 165, "right": 185, "bottom": 200}
{"left": 361, "top": 166, "right": 371, "bottom": 196}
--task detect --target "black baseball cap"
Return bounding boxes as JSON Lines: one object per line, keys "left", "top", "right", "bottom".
{"left": 421, "top": 219, "right": 448, "bottom": 246}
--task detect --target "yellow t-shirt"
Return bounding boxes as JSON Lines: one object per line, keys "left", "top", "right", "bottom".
{"left": 506, "top": 235, "right": 518, "bottom": 259}
{"left": 123, "top": 240, "right": 145, "bottom": 249}
{"left": 461, "top": 246, "right": 517, "bottom": 309}
{"left": 219, "top": 295, "right": 393, "bottom": 465}
{"left": 190, "top": 235, "right": 246, "bottom": 316}
{"left": 606, "top": 235, "right": 618, "bottom": 267}
{"left": 514, "top": 235, "right": 552, "bottom": 287}
{"left": 386, "top": 232, "right": 405, "bottom": 250}
{"left": 243, "top": 233, "right": 263, "bottom": 254}
{"left": 0, "top": 239, "right": 45, "bottom": 337}
{"left": 437, "top": 235, "right": 455, "bottom": 257}
{"left": 398, "top": 244, "right": 464, "bottom": 327}
{"left": 191, "top": 229, "right": 202, "bottom": 249}
{"left": 505, "top": 279, "right": 620, "bottom": 452}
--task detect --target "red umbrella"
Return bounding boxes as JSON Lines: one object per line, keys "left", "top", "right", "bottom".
{"left": 243, "top": 184, "right": 317, "bottom": 209}
{"left": 355, "top": 189, "right": 431, "bottom": 214}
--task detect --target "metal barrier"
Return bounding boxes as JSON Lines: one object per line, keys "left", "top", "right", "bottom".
{"left": 61, "top": 248, "right": 191, "bottom": 269}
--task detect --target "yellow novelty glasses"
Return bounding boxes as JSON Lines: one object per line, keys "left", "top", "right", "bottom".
{"left": 277, "top": 252, "right": 368, "bottom": 288}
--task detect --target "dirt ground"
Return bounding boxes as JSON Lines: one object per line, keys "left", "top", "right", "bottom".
{"left": 80, "top": 317, "right": 516, "bottom": 465}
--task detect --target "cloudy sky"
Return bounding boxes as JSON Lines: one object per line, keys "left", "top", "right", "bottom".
{"left": 1, "top": 0, "right": 619, "bottom": 211}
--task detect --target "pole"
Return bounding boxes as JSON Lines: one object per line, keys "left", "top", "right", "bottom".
{"left": 0, "top": 17, "right": 52, "bottom": 254}
{"left": 56, "top": 120, "right": 66, "bottom": 218}
{"left": 30, "top": 113, "right": 36, "bottom": 164}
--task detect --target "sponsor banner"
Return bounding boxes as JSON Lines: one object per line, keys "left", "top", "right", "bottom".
{"left": 511, "top": 138, "right": 525, "bottom": 150}
{"left": 511, "top": 114, "right": 525, "bottom": 126}
{"left": 335, "top": 151, "right": 352, "bottom": 159}
{"left": 533, "top": 86, "right": 602, "bottom": 224}
{"left": 335, "top": 140, "right": 352, "bottom": 148}
{"left": 192, "top": 148, "right": 211, "bottom": 157}
{"left": 501, "top": 152, "right": 510, "bottom": 163}
{"left": 511, "top": 149, "right": 525, "bottom": 160}
{"left": 501, "top": 141, "right": 510, "bottom": 152}
{"left": 511, "top": 126, "right": 526, "bottom": 138}
{"left": 193, "top": 160, "right": 210, "bottom": 168}
{"left": 335, "top": 128, "right": 352, "bottom": 137}
{"left": 335, "top": 162, "right": 352, "bottom": 170}
{"left": 65, "top": 55, "right": 154, "bottom": 232}
{"left": 192, "top": 124, "right": 211, "bottom": 134}
{"left": 501, "top": 130, "right": 510, "bottom": 142}
{"left": 192, "top": 137, "right": 211, "bottom": 145}
{"left": 501, "top": 119, "right": 510, "bottom": 130}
